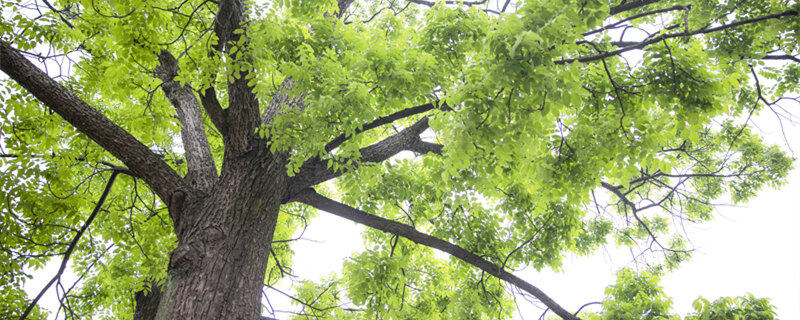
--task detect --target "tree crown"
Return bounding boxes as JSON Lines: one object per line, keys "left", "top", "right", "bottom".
{"left": 0, "top": 0, "right": 797, "bottom": 319}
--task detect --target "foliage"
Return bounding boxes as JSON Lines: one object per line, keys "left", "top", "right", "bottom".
{"left": 580, "top": 269, "right": 778, "bottom": 320}
{"left": 0, "top": 0, "right": 797, "bottom": 318}
{"left": 686, "top": 295, "right": 778, "bottom": 320}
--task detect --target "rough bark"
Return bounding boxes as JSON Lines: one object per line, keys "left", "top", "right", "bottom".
{"left": 260, "top": 77, "right": 308, "bottom": 126}
{"left": 199, "top": 85, "right": 228, "bottom": 133}
{"left": 133, "top": 283, "right": 161, "bottom": 320}
{"left": 155, "top": 148, "right": 287, "bottom": 320}
{"left": 213, "top": 0, "right": 261, "bottom": 157}
{"left": 156, "top": 50, "right": 218, "bottom": 191}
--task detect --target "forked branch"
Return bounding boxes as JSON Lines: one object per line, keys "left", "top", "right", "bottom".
{"left": 324, "top": 102, "right": 440, "bottom": 152}
{"left": 286, "top": 117, "right": 442, "bottom": 200}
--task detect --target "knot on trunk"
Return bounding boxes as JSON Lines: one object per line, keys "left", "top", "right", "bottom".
{"left": 169, "top": 226, "right": 228, "bottom": 272}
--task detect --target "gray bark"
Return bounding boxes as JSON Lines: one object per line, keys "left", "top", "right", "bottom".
{"left": 156, "top": 50, "right": 218, "bottom": 191}
{"left": 287, "top": 117, "right": 440, "bottom": 200}
{"left": 260, "top": 77, "right": 308, "bottom": 126}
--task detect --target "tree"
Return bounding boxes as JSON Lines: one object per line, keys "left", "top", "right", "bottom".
{"left": 0, "top": 0, "right": 796, "bottom": 319}
{"left": 580, "top": 269, "right": 779, "bottom": 320}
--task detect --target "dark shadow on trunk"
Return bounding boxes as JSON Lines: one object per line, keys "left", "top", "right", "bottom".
{"left": 134, "top": 282, "right": 162, "bottom": 320}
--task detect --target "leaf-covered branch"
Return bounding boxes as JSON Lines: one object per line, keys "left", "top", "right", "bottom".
{"left": 0, "top": 40, "right": 183, "bottom": 201}
{"left": 565, "top": 9, "right": 798, "bottom": 64}
{"left": 293, "top": 188, "right": 581, "bottom": 320}
{"left": 287, "top": 117, "right": 442, "bottom": 200}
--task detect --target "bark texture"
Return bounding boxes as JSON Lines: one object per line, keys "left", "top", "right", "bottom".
{"left": 133, "top": 283, "right": 161, "bottom": 320}
{"left": 156, "top": 149, "right": 287, "bottom": 320}
{"left": 156, "top": 50, "right": 218, "bottom": 191}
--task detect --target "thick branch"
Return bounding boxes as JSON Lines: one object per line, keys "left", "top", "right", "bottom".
{"left": 20, "top": 170, "right": 120, "bottom": 320}
{"left": 260, "top": 77, "right": 308, "bottom": 126}
{"left": 762, "top": 54, "right": 800, "bottom": 63}
{"left": 287, "top": 117, "right": 441, "bottom": 199}
{"left": 293, "top": 189, "right": 580, "bottom": 320}
{"left": 212, "top": 0, "right": 246, "bottom": 54}
{"left": 357, "top": 117, "right": 437, "bottom": 162}
{"left": 133, "top": 282, "right": 161, "bottom": 320}
{"left": 0, "top": 40, "right": 182, "bottom": 201}
{"left": 336, "top": 0, "right": 356, "bottom": 17}
{"left": 214, "top": 0, "right": 261, "bottom": 155}
{"left": 156, "top": 50, "right": 218, "bottom": 190}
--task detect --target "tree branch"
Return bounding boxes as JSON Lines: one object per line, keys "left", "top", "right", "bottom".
{"left": 564, "top": 9, "right": 798, "bottom": 64}
{"left": 609, "top": 0, "right": 661, "bottom": 15}
{"left": 199, "top": 86, "right": 228, "bottom": 134}
{"left": 133, "top": 281, "right": 161, "bottom": 320}
{"left": 761, "top": 54, "right": 800, "bottom": 63}
{"left": 324, "top": 102, "right": 439, "bottom": 152}
{"left": 0, "top": 40, "right": 183, "bottom": 201}
{"left": 20, "top": 170, "right": 121, "bottom": 320}
{"left": 336, "top": 0, "right": 356, "bottom": 18}
{"left": 293, "top": 188, "right": 581, "bottom": 320}
{"left": 261, "top": 76, "right": 308, "bottom": 126}
{"left": 286, "top": 117, "right": 442, "bottom": 200}
{"left": 600, "top": 181, "right": 667, "bottom": 251}
{"left": 213, "top": 0, "right": 260, "bottom": 155}
{"left": 156, "top": 50, "right": 218, "bottom": 191}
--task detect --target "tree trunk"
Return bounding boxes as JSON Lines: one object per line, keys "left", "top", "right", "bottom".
{"left": 152, "top": 150, "right": 287, "bottom": 320}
